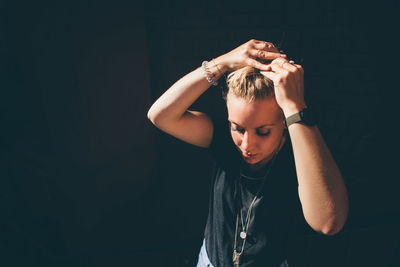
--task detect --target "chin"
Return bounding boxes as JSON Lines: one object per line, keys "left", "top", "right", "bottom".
{"left": 249, "top": 156, "right": 270, "bottom": 167}
{"left": 245, "top": 157, "right": 264, "bottom": 166}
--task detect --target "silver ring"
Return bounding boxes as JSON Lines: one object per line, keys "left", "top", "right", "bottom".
{"left": 289, "top": 60, "right": 295, "bottom": 64}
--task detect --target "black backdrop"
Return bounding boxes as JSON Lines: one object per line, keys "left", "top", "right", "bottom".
{"left": 2, "top": 0, "right": 399, "bottom": 266}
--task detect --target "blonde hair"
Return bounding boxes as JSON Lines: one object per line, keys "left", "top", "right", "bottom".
{"left": 224, "top": 66, "right": 274, "bottom": 102}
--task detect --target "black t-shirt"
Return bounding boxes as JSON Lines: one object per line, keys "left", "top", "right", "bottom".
{"left": 204, "top": 116, "right": 301, "bottom": 267}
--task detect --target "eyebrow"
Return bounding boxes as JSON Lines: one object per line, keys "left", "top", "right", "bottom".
{"left": 229, "top": 120, "right": 276, "bottom": 128}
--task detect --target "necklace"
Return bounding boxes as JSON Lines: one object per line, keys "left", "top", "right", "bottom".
{"left": 232, "top": 158, "right": 276, "bottom": 267}
{"left": 232, "top": 136, "right": 284, "bottom": 267}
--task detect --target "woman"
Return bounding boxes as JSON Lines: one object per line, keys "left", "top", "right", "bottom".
{"left": 147, "top": 39, "right": 348, "bottom": 267}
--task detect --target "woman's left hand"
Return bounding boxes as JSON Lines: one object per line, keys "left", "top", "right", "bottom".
{"left": 260, "top": 58, "right": 306, "bottom": 117}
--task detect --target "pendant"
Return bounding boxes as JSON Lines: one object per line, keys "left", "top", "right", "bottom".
{"left": 240, "top": 231, "right": 247, "bottom": 239}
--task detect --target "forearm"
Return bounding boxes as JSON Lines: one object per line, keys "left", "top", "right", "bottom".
{"left": 286, "top": 117, "right": 348, "bottom": 235}
{"left": 260, "top": 55, "right": 348, "bottom": 235}
{"left": 147, "top": 57, "right": 226, "bottom": 126}
{"left": 148, "top": 39, "right": 283, "bottom": 128}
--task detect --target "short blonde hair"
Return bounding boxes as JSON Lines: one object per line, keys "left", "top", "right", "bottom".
{"left": 224, "top": 66, "right": 274, "bottom": 102}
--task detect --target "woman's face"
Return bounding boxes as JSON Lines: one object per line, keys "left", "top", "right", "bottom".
{"left": 226, "top": 94, "right": 286, "bottom": 171}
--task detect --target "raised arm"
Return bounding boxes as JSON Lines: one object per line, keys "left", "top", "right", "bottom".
{"left": 262, "top": 58, "right": 349, "bottom": 235}
{"left": 147, "top": 39, "right": 284, "bottom": 148}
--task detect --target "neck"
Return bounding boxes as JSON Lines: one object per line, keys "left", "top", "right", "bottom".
{"left": 243, "top": 153, "right": 275, "bottom": 176}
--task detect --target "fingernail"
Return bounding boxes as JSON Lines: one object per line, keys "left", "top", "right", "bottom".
{"left": 289, "top": 60, "right": 295, "bottom": 64}
{"left": 280, "top": 54, "right": 287, "bottom": 58}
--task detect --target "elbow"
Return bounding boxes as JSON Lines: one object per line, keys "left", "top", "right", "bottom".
{"left": 318, "top": 214, "right": 348, "bottom": 236}
{"left": 147, "top": 101, "right": 172, "bottom": 127}
{"left": 319, "top": 225, "right": 343, "bottom": 236}
{"left": 147, "top": 105, "right": 159, "bottom": 126}
{"left": 306, "top": 210, "right": 348, "bottom": 236}
{"left": 308, "top": 221, "right": 343, "bottom": 236}
{"left": 147, "top": 104, "right": 182, "bottom": 129}
{"left": 147, "top": 107, "right": 154, "bottom": 123}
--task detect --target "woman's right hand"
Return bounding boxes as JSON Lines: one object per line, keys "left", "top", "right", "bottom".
{"left": 216, "top": 39, "right": 286, "bottom": 72}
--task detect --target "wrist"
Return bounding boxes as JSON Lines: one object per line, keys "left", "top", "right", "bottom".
{"left": 282, "top": 103, "right": 307, "bottom": 118}
{"left": 213, "top": 55, "right": 230, "bottom": 73}
{"left": 284, "top": 106, "right": 317, "bottom": 128}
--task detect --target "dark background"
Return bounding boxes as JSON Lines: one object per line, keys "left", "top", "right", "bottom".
{"left": 1, "top": 0, "right": 399, "bottom": 266}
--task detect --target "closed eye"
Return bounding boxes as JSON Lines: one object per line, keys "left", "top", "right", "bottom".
{"left": 231, "top": 126, "right": 245, "bottom": 134}
{"left": 257, "top": 129, "right": 271, "bottom": 136}
{"left": 229, "top": 121, "right": 244, "bottom": 133}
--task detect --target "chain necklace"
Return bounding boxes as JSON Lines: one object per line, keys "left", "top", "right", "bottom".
{"left": 232, "top": 135, "right": 284, "bottom": 267}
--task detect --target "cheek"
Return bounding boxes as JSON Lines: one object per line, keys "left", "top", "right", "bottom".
{"left": 230, "top": 131, "right": 241, "bottom": 146}
{"left": 259, "top": 133, "right": 283, "bottom": 151}
{"left": 258, "top": 139, "right": 272, "bottom": 151}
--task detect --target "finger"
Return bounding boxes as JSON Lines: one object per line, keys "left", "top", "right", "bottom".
{"left": 294, "top": 64, "right": 304, "bottom": 75}
{"left": 245, "top": 57, "right": 270, "bottom": 70}
{"left": 249, "top": 49, "right": 286, "bottom": 60}
{"left": 275, "top": 61, "right": 303, "bottom": 88}
{"left": 282, "top": 61, "right": 298, "bottom": 72}
{"left": 269, "top": 61, "right": 289, "bottom": 74}
{"left": 252, "top": 41, "right": 279, "bottom": 53}
{"left": 271, "top": 58, "right": 297, "bottom": 72}
{"left": 271, "top": 57, "right": 288, "bottom": 66}
{"left": 294, "top": 64, "right": 304, "bottom": 84}
{"left": 271, "top": 57, "right": 290, "bottom": 67}
{"left": 260, "top": 70, "right": 280, "bottom": 82}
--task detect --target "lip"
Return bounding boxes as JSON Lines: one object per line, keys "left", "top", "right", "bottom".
{"left": 242, "top": 153, "right": 258, "bottom": 159}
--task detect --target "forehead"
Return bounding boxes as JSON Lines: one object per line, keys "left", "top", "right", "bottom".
{"left": 226, "top": 95, "right": 283, "bottom": 128}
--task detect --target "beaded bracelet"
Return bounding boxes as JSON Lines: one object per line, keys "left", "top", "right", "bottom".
{"left": 201, "top": 61, "right": 218, "bottom": 86}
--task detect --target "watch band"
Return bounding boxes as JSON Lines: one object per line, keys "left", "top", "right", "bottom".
{"left": 284, "top": 108, "right": 316, "bottom": 128}
{"left": 284, "top": 112, "right": 302, "bottom": 128}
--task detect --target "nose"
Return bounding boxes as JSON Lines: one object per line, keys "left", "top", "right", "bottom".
{"left": 241, "top": 131, "right": 255, "bottom": 152}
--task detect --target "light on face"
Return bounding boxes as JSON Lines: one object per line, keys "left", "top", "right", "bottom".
{"left": 227, "top": 95, "right": 285, "bottom": 166}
